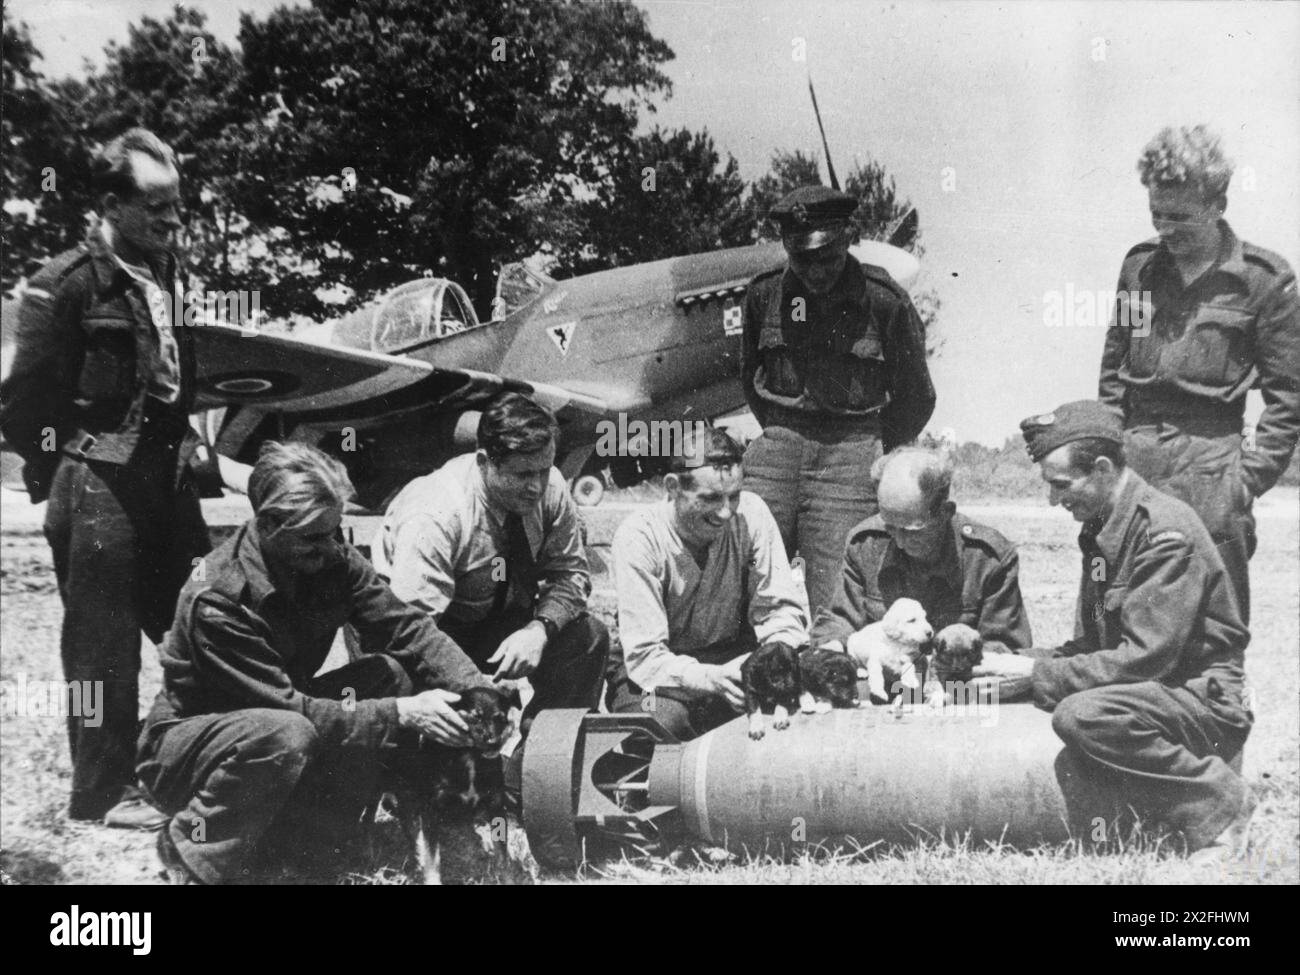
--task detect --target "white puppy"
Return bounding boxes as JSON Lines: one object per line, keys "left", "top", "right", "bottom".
{"left": 845, "top": 598, "right": 934, "bottom": 703}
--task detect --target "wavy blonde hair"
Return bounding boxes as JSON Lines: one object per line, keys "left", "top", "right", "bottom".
{"left": 1137, "top": 125, "right": 1233, "bottom": 201}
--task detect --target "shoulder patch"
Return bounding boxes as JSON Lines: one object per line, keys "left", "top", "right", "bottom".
{"left": 957, "top": 518, "right": 1014, "bottom": 557}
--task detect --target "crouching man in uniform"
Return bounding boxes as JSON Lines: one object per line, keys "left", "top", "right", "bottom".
{"left": 976, "top": 401, "right": 1254, "bottom": 862}
{"left": 137, "top": 442, "right": 492, "bottom": 884}
{"left": 812, "top": 446, "right": 1033, "bottom": 686}
{"left": 606, "top": 428, "right": 808, "bottom": 740}
{"left": 374, "top": 392, "right": 609, "bottom": 796}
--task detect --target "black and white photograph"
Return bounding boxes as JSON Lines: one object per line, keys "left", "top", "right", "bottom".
{"left": 1, "top": 0, "right": 1296, "bottom": 901}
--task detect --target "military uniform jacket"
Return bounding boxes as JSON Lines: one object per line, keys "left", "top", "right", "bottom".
{"left": 0, "top": 224, "right": 200, "bottom": 502}
{"left": 810, "top": 511, "right": 1032, "bottom": 654}
{"left": 147, "top": 520, "right": 490, "bottom": 752}
{"left": 1031, "top": 471, "right": 1249, "bottom": 711}
{"left": 1098, "top": 222, "right": 1300, "bottom": 495}
{"left": 741, "top": 256, "right": 935, "bottom": 451}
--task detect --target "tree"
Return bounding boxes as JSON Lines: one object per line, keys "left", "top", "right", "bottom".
{"left": 548, "top": 126, "right": 750, "bottom": 276}
{"left": 1, "top": 12, "right": 95, "bottom": 288}
{"left": 221, "top": 0, "right": 674, "bottom": 318}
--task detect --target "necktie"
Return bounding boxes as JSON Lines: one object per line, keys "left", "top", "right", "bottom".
{"left": 492, "top": 513, "right": 539, "bottom": 614}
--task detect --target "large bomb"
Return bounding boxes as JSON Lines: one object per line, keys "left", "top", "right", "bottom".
{"left": 522, "top": 701, "right": 1072, "bottom": 867}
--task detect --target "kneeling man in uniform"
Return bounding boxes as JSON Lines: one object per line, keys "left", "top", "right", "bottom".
{"left": 138, "top": 442, "right": 491, "bottom": 884}
{"left": 977, "top": 401, "right": 1254, "bottom": 861}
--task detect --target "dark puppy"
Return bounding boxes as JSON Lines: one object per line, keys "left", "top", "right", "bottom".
{"left": 395, "top": 686, "right": 527, "bottom": 884}
{"left": 741, "top": 642, "right": 802, "bottom": 740}
{"left": 797, "top": 647, "right": 860, "bottom": 711}
{"left": 923, "top": 623, "right": 984, "bottom": 706}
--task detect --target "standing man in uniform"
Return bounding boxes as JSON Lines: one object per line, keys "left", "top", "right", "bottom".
{"left": 606, "top": 428, "right": 808, "bottom": 740}
{"left": 977, "top": 402, "right": 1254, "bottom": 861}
{"left": 811, "top": 447, "right": 1032, "bottom": 672}
{"left": 742, "top": 185, "right": 935, "bottom": 617}
{"left": 0, "top": 128, "right": 210, "bottom": 828}
{"left": 374, "top": 392, "right": 609, "bottom": 793}
{"left": 1099, "top": 125, "right": 1300, "bottom": 623}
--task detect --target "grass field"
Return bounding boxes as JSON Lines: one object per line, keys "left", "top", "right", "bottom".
{"left": 2, "top": 488, "right": 1296, "bottom": 885}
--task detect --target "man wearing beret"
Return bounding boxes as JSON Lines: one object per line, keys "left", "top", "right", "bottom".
{"left": 1098, "top": 125, "right": 1300, "bottom": 623}
{"left": 977, "top": 400, "right": 1254, "bottom": 862}
{"left": 741, "top": 186, "right": 935, "bottom": 617}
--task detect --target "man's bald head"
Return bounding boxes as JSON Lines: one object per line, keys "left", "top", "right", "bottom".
{"left": 873, "top": 448, "right": 955, "bottom": 563}
{"left": 874, "top": 447, "right": 953, "bottom": 516}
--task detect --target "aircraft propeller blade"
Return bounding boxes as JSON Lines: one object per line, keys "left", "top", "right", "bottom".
{"left": 885, "top": 206, "right": 919, "bottom": 248}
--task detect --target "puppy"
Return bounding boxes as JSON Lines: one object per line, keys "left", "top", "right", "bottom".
{"left": 741, "top": 642, "right": 802, "bottom": 740}
{"left": 845, "top": 598, "right": 934, "bottom": 704}
{"left": 394, "top": 686, "right": 526, "bottom": 884}
{"left": 923, "top": 623, "right": 984, "bottom": 706}
{"left": 797, "top": 647, "right": 860, "bottom": 713}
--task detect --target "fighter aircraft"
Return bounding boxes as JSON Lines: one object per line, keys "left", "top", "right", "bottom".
{"left": 194, "top": 226, "right": 919, "bottom": 510}
{"left": 193, "top": 84, "right": 922, "bottom": 509}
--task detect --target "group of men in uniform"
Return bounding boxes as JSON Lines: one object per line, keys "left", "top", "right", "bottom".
{"left": 1, "top": 122, "right": 1295, "bottom": 882}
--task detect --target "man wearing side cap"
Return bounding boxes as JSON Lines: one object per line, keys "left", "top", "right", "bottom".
{"left": 1098, "top": 125, "right": 1300, "bottom": 623}
{"left": 741, "top": 186, "right": 935, "bottom": 618}
{"left": 977, "top": 400, "right": 1254, "bottom": 862}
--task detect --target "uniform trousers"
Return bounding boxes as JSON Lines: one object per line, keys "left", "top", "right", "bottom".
{"left": 44, "top": 440, "right": 209, "bottom": 819}
{"left": 605, "top": 634, "right": 756, "bottom": 741}
{"left": 1050, "top": 677, "right": 1252, "bottom": 850}
{"left": 742, "top": 414, "right": 883, "bottom": 617}
{"left": 1124, "top": 421, "right": 1256, "bottom": 622}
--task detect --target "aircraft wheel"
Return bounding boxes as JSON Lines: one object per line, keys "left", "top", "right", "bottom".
{"left": 571, "top": 474, "right": 605, "bottom": 507}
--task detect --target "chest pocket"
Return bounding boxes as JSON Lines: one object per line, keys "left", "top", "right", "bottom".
{"left": 1166, "top": 304, "right": 1254, "bottom": 386}
{"left": 78, "top": 315, "right": 138, "bottom": 401}
{"left": 1121, "top": 293, "right": 1160, "bottom": 378}
{"left": 817, "top": 328, "right": 888, "bottom": 411}
{"left": 757, "top": 324, "right": 804, "bottom": 397}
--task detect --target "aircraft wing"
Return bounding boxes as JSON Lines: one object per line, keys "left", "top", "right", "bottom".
{"left": 193, "top": 323, "right": 613, "bottom": 419}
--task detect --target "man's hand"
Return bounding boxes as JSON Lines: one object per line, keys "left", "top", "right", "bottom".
{"left": 488, "top": 621, "right": 547, "bottom": 680}
{"left": 971, "top": 652, "right": 1035, "bottom": 680}
{"left": 396, "top": 689, "right": 471, "bottom": 747}
{"left": 703, "top": 658, "right": 746, "bottom": 711}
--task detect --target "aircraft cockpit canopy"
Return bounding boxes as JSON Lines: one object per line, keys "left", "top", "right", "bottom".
{"left": 366, "top": 278, "right": 481, "bottom": 353}
{"left": 492, "top": 262, "right": 555, "bottom": 320}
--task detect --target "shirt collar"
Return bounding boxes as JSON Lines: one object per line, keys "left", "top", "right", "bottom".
{"left": 878, "top": 512, "right": 963, "bottom": 589}
{"left": 87, "top": 218, "right": 175, "bottom": 289}
{"left": 1149, "top": 219, "right": 1249, "bottom": 289}
{"left": 1085, "top": 469, "right": 1141, "bottom": 563}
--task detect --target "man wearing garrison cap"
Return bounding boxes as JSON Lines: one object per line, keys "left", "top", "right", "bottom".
{"left": 740, "top": 186, "right": 935, "bottom": 618}
{"left": 976, "top": 400, "right": 1254, "bottom": 863}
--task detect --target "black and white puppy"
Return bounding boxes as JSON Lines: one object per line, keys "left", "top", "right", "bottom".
{"left": 797, "top": 647, "right": 860, "bottom": 712}
{"left": 395, "top": 686, "right": 527, "bottom": 885}
{"left": 741, "top": 642, "right": 802, "bottom": 740}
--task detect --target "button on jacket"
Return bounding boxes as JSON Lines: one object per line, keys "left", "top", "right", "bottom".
{"left": 811, "top": 511, "right": 1033, "bottom": 654}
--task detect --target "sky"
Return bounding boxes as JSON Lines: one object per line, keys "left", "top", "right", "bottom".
{"left": 9, "top": 0, "right": 1300, "bottom": 444}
